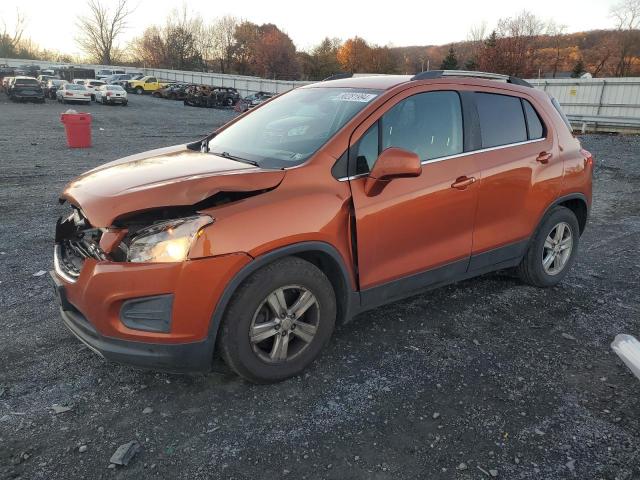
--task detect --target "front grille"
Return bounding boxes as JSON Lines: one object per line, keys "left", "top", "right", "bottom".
{"left": 54, "top": 208, "right": 105, "bottom": 282}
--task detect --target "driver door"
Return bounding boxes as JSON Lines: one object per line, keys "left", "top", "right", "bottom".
{"left": 349, "top": 89, "right": 480, "bottom": 304}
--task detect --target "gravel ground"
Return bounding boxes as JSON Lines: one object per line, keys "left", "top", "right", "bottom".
{"left": 0, "top": 94, "right": 639, "bottom": 480}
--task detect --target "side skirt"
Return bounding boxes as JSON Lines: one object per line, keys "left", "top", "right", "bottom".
{"left": 357, "top": 238, "right": 529, "bottom": 313}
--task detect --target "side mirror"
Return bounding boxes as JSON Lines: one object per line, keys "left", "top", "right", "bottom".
{"left": 364, "top": 147, "right": 422, "bottom": 196}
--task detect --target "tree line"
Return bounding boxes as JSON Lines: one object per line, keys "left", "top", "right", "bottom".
{"left": 2, "top": 0, "right": 639, "bottom": 79}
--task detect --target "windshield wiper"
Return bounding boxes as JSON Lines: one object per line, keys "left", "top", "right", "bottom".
{"left": 211, "top": 151, "right": 259, "bottom": 167}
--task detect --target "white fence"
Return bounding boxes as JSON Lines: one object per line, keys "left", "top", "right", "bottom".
{"left": 140, "top": 68, "right": 311, "bottom": 97}
{"left": 2, "top": 57, "right": 639, "bottom": 131}
{"left": 528, "top": 78, "right": 640, "bottom": 133}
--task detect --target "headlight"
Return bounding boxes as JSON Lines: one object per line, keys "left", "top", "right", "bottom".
{"left": 127, "top": 215, "right": 213, "bottom": 263}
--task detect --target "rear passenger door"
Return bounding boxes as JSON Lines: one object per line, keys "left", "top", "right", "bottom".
{"left": 349, "top": 88, "right": 480, "bottom": 300}
{"left": 468, "top": 91, "right": 561, "bottom": 270}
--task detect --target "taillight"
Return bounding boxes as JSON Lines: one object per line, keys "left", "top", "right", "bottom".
{"left": 65, "top": 92, "right": 72, "bottom": 96}
{"left": 84, "top": 93, "right": 91, "bottom": 96}
{"left": 581, "top": 148, "right": 594, "bottom": 168}
{"left": 106, "top": 92, "right": 112, "bottom": 96}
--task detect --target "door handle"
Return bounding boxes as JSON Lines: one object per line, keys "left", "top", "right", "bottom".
{"left": 451, "top": 176, "right": 476, "bottom": 190}
{"left": 536, "top": 151, "right": 553, "bottom": 164}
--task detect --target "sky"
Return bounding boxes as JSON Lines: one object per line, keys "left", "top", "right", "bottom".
{"left": 0, "top": 0, "right": 622, "bottom": 57}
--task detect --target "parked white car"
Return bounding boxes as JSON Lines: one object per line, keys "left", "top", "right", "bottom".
{"left": 56, "top": 83, "right": 91, "bottom": 104}
{"left": 95, "top": 84, "right": 128, "bottom": 106}
{"left": 95, "top": 68, "right": 126, "bottom": 80}
{"left": 72, "top": 79, "right": 105, "bottom": 100}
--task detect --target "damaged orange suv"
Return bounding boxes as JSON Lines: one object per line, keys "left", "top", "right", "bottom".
{"left": 52, "top": 71, "right": 593, "bottom": 383}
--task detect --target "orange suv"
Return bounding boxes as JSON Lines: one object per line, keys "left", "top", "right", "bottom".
{"left": 51, "top": 70, "right": 593, "bottom": 383}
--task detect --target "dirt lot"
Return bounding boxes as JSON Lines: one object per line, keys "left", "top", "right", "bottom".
{"left": 0, "top": 93, "right": 639, "bottom": 480}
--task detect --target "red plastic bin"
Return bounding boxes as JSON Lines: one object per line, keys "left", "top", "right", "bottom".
{"left": 61, "top": 112, "right": 92, "bottom": 148}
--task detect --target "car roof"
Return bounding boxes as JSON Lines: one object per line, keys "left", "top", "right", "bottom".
{"left": 304, "top": 75, "right": 412, "bottom": 90}
{"left": 302, "top": 72, "right": 538, "bottom": 96}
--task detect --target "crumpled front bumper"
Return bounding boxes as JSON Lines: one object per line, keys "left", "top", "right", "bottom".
{"left": 50, "top": 252, "right": 252, "bottom": 372}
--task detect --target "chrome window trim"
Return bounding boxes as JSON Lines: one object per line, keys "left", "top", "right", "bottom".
{"left": 338, "top": 138, "right": 546, "bottom": 181}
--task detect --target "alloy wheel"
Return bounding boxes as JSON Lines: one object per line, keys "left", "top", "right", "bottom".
{"left": 542, "top": 221, "right": 573, "bottom": 275}
{"left": 249, "top": 285, "right": 319, "bottom": 363}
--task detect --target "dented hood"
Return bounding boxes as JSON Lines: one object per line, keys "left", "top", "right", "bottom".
{"left": 62, "top": 144, "right": 285, "bottom": 226}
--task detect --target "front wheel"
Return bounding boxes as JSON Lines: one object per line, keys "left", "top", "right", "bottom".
{"left": 517, "top": 206, "right": 580, "bottom": 287}
{"left": 218, "top": 257, "right": 336, "bottom": 383}
{"left": 135, "top": 87, "right": 143, "bottom": 95}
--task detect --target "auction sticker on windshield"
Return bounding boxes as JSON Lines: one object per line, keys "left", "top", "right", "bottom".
{"left": 334, "top": 92, "right": 378, "bottom": 102}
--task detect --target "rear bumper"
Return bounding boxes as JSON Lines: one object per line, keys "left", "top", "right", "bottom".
{"left": 51, "top": 271, "right": 215, "bottom": 372}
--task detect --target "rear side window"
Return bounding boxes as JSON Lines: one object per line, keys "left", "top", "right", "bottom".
{"left": 522, "top": 100, "right": 544, "bottom": 140}
{"left": 475, "top": 93, "right": 527, "bottom": 148}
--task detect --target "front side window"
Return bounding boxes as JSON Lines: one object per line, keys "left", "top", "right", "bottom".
{"left": 476, "top": 93, "right": 527, "bottom": 148}
{"left": 207, "top": 87, "right": 382, "bottom": 169}
{"left": 354, "top": 91, "right": 464, "bottom": 174}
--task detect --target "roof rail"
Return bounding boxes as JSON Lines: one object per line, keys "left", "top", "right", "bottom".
{"left": 411, "top": 70, "right": 532, "bottom": 88}
{"left": 323, "top": 72, "right": 353, "bottom": 81}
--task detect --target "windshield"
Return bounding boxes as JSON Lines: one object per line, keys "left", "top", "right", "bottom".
{"left": 207, "top": 87, "right": 381, "bottom": 168}
{"left": 107, "top": 85, "right": 124, "bottom": 90}
{"left": 67, "top": 84, "right": 86, "bottom": 90}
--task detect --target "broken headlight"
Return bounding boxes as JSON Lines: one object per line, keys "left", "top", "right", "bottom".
{"left": 127, "top": 215, "right": 213, "bottom": 263}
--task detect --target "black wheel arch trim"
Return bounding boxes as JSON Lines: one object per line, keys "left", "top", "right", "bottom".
{"left": 542, "top": 193, "right": 589, "bottom": 231}
{"left": 206, "top": 241, "right": 359, "bottom": 355}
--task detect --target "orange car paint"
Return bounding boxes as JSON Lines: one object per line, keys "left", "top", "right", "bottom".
{"left": 53, "top": 74, "right": 592, "bottom": 370}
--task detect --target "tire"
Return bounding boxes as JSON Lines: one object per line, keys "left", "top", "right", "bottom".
{"left": 135, "top": 87, "right": 143, "bottom": 95}
{"left": 122, "top": 101, "right": 128, "bottom": 106}
{"left": 218, "top": 257, "right": 336, "bottom": 383}
{"left": 517, "top": 206, "right": 580, "bottom": 288}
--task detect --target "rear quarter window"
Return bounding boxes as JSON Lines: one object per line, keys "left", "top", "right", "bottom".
{"left": 475, "top": 93, "right": 527, "bottom": 148}
{"left": 550, "top": 96, "right": 573, "bottom": 133}
{"left": 522, "top": 100, "right": 545, "bottom": 140}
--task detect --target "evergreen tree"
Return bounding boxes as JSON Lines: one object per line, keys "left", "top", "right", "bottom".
{"left": 571, "top": 59, "right": 586, "bottom": 78}
{"left": 440, "top": 47, "right": 459, "bottom": 70}
{"left": 464, "top": 58, "right": 478, "bottom": 71}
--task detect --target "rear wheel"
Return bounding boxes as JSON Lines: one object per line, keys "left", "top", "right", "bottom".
{"left": 218, "top": 257, "right": 336, "bottom": 383}
{"left": 517, "top": 206, "right": 580, "bottom": 287}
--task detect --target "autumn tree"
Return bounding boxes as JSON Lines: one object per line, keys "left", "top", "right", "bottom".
{"left": 301, "top": 37, "right": 342, "bottom": 80}
{"left": 337, "top": 37, "right": 371, "bottom": 72}
{"left": 231, "top": 21, "right": 261, "bottom": 75}
{"left": 546, "top": 20, "right": 567, "bottom": 78}
{"left": 76, "top": 0, "right": 132, "bottom": 64}
{"left": 210, "top": 15, "right": 238, "bottom": 73}
{"left": 495, "top": 10, "right": 545, "bottom": 76}
{"left": 466, "top": 21, "right": 487, "bottom": 71}
{"left": 610, "top": 0, "right": 640, "bottom": 76}
{"left": 130, "top": 8, "right": 204, "bottom": 70}
{"left": 0, "top": 9, "right": 26, "bottom": 58}
{"left": 478, "top": 30, "right": 501, "bottom": 72}
{"left": 253, "top": 24, "right": 299, "bottom": 79}
{"left": 368, "top": 46, "right": 397, "bottom": 73}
